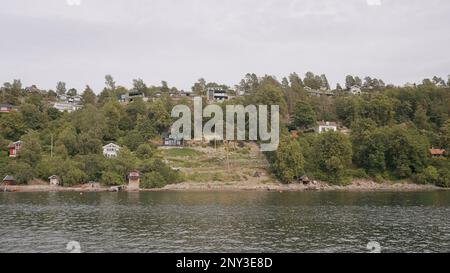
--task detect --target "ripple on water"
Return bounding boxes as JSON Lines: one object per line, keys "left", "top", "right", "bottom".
{"left": 0, "top": 191, "right": 450, "bottom": 252}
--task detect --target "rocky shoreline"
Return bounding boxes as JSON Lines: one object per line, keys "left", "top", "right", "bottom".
{"left": 1, "top": 179, "right": 445, "bottom": 193}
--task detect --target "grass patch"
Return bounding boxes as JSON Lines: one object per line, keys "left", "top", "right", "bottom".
{"left": 184, "top": 172, "right": 242, "bottom": 183}
{"left": 161, "top": 148, "right": 204, "bottom": 157}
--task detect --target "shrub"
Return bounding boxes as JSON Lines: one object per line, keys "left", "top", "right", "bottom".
{"left": 101, "top": 171, "right": 124, "bottom": 186}
{"left": 6, "top": 161, "right": 35, "bottom": 184}
{"left": 140, "top": 172, "right": 166, "bottom": 189}
{"left": 436, "top": 169, "right": 450, "bottom": 188}
{"left": 61, "top": 168, "right": 88, "bottom": 186}
{"left": 347, "top": 168, "right": 369, "bottom": 179}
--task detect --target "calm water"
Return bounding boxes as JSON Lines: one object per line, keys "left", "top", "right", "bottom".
{"left": 0, "top": 191, "right": 449, "bottom": 253}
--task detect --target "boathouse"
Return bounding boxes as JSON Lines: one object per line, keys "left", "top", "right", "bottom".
{"left": 127, "top": 171, "right": 140, "bottom": 191}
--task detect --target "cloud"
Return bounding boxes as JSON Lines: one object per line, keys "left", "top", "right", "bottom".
{"left": 0, "top": 0, "right": 449, "bottom": 91}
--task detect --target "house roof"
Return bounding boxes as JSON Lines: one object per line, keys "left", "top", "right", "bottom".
{"left": 430, "top": 148, "right": 446, "bottom": 156}
{"left": 129, "top": 171, "right": 140, "bottom": 178}
{"left": 8, "top": 141, "right": 21, "bottom": 148}
{"left": 103, "top": 143, "right": 120, "bottom": 149}
{"left": 317, "top": 121, "right": 337, "bottom": 127}
{"left": 3, "top": 175, "right": 14, "bottom": 181}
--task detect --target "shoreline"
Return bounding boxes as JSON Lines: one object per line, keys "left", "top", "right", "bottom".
{"left": 1, "top": 180, "right": 446, "bottom": 193}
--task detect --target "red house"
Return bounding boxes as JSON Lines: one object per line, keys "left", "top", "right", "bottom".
{"left": 430, "top": 148, "right": 446, "bottom": 158}
{"left": 8, "top": 141, "right": 22, "bottom": 158}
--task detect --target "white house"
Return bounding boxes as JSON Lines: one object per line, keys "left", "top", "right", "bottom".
{"left": 349, "top": 85, "right": 362, "bottom": 95}
{"left": 53, "top": 102, "right": 81, "bottom": 113}
{"left": 102, "top": 143, "right": 121, "bottom": 158}
{"left": 316, "top": 121, "right": 338, "bottom": 133}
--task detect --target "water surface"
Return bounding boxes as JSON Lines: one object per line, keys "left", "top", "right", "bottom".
{"left": 0, "top": 191, "right": 449, "bottom": 253}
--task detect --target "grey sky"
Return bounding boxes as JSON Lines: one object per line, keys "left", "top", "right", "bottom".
{"left": 0, "top": 0, "right": 449, "bottom": 92}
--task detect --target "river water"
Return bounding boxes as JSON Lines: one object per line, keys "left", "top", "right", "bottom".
{"left": 0, "top": 191, "right": 449, "bottom": 253}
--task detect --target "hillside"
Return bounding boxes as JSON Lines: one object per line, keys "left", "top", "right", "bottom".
{"left": 158, "top": 142, "right": 276, "bottom": 190}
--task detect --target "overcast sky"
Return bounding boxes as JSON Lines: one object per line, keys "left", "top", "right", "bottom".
{"left": 0, "top": 0, "right": 449, "bottom": 92}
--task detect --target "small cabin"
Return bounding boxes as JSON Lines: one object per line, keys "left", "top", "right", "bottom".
{"left": 2, "top": 175, "right": 16, "bottom": 186}
{"left": 8, "top": 141, "right": 22, "bottom": 157}
{"left": 127, "top": 171, "right": 140, "bottom": 191}
{"left": 48, "top": 175, "right": 60, "bottom": 186}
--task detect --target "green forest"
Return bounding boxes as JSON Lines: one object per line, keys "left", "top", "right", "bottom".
{"left": 1, "top": 73, "right": 450, "bottom": 188}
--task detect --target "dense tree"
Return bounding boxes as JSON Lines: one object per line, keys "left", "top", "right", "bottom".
{"left": 147, "top": 100, "right": 172, "bottom": 134}
{"left": 252, "top": 77, "right": 287, "bottom": 116}
{"left": 236, "top": 74, "right": 259, "bottom": 95}
{"left": 270, "top": 136, "right": 305, "bottom": 183}
{"left": 102, "top": 101, "right": 123, "bottom": 140}
{"left": 304, "top": 72, "right": 322, "bottom": 90}
{"left": 67, "top": 88, "right": 77, "bottom": 97}
{"left": 72, "top": 104, "right": 107, "bottom": 139}
{"left": 413, "top": 105, "right": 431, "bottom": 130}
{"left": 20, "top": 103, "right": 47, "bottom": 130}
{"left": 335, "top": 96, "right": 364, "bottom": 127}
{"left": 121, "top": 130, "right": 144, "bottom": 151}
{"left": 351, "top": 119, "right": 387, "bottom": 175}
{"left": 81, "top": 85, "right": 96, "bottom": 105}
{"left": 313, "top": 131, "right": 353, "bottom": 184}
{"left": 18, "top": 131, "right": 43, "bottom": 167}
{"left": 1, "top": 80, "right": 22, "bottom": 104}
{"left": 192, "top": 78, "right": 207, "bottom": 96}
{"left": 101, "top": 171, "right": 124, "bottom": 186}
{"left": 56, "top": 126, "right": 79, "bottom": 156}
{"left": 0, "top": 111, "right": 27, "bottom": 140}
{"left": 293, "top": 101, "right": 316, "bottom": 129}
{"left": 56, "top": 81, "right": 66, "bottom": 95}
{"left": 58, "top": 159, "right": 88, "bottom": 186}
{"left": 105, "top": 75, "right": 116, "bottom": 91}
{"left": 5, "top": 161, "right": 35, "bottom": 184}
{"left": 289, "top": 72, "right": 304, "bottom": 91}
{"left": 345, "top": 75, "right": 356, "bottom": 89}
{"left": 441, "top": 120, "right": 450, "bottom": 150}
{"left": 161, "top": 81, "right": 170, "bottom": 93}
{"left": 136, "top": 143, "right": 156, "bottom": 160}
{"left": 365, "top": 94, "right": 394, "bottom": 126}
{"left": 384, "top": 125, "right": 430, "bottom": 178}
{"left": 320, "top": 74, "right": 330, "bottom": 90}
{"left": 1, "top": 73, "right": 449, "bottom": 188}
{"left": 132, "top": 78, "right": 148, "bottom": 93}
